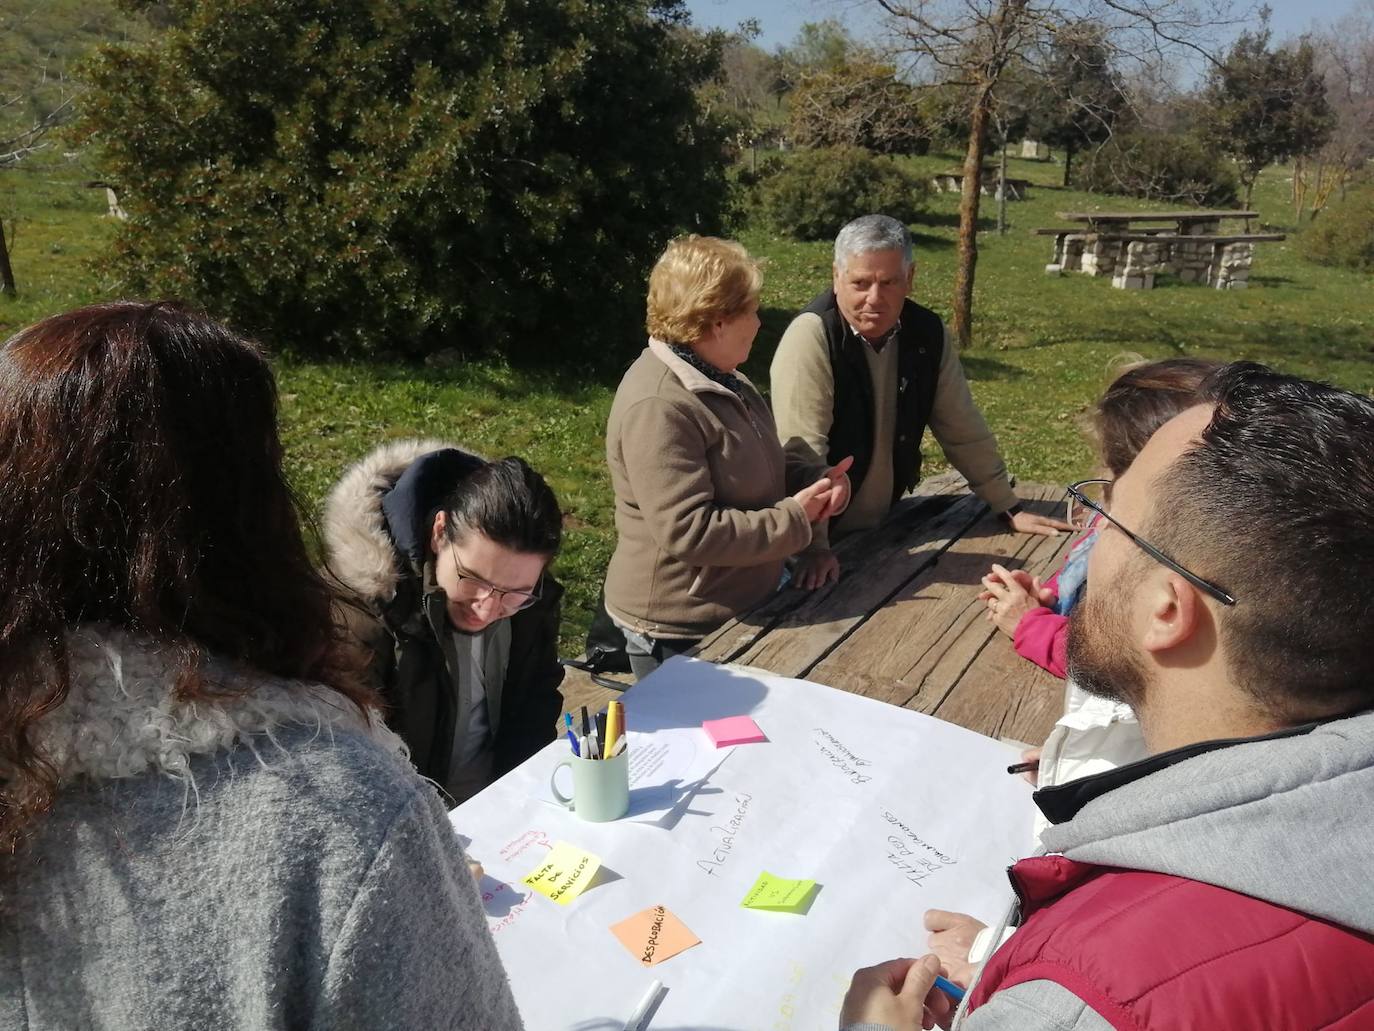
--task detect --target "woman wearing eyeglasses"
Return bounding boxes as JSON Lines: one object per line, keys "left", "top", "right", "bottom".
{"left": 325, "top": 443, "right": 565, "bottom": 804}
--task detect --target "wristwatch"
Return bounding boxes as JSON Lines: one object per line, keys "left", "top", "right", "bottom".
{"left": 998, "top": 503, "right": 1024, "bottom": 525}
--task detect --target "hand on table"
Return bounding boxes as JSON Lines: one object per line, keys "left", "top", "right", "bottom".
{"left": 794, "top": 549, "right": 841, "bottom": 590}
{"left": 840, "top": 954, "right": 955, "bottom": 1031}
{"left": 924, "top": 909, "right": 987, "bottom": 988}
{"left": 1007, "top": 509, "right": 1075, "bottom": 537}
{"left": 978, "top": 563, "right": 1052, "bottom": 637}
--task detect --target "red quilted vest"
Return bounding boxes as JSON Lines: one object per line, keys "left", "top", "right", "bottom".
{"left": 967, "top": 855, "right": 1374, "bottom": 1030}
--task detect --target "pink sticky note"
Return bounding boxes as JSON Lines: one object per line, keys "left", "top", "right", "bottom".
{"left": 702, "top": 715, "right": 767, "bottom": 747}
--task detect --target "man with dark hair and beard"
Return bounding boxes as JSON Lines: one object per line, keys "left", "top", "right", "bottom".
{"left": 838, "top": 362, "right": 1374, "bottom": 1031}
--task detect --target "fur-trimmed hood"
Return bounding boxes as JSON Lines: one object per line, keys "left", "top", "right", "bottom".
{"left": 322, "top": 438, "right": 486, "bottom": 605}
{"left": 33, "top": 625, "right": 405, "bottom": 784}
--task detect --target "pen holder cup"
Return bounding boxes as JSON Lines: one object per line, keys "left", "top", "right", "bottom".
{"left": 550, "top": 750, "right": 630, "bottom": 822}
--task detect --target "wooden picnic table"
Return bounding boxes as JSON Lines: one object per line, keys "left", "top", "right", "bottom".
{"left": 560, "top": 472, "right": 1074, "bottom": 747}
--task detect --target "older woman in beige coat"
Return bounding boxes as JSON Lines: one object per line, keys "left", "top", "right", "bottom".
{"left": 604, "top": 236, "right": 852, "bottom": 679}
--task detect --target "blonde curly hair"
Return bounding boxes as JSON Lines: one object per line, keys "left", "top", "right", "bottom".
{"left": 646, "top": 236, "right": 762, "bottom": 345}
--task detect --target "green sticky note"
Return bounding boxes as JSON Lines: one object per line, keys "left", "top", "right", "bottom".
{"left": 740, "top": 871, "right": 818, "bottom": 913}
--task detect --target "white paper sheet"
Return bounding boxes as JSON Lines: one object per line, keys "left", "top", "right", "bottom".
{"left": 451, "top": 657, "right": 1038, "bottom": 1031}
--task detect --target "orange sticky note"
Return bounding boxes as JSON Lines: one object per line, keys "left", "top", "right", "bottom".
{"left": 611, "top": 904, "right": 702, "bottom": 967}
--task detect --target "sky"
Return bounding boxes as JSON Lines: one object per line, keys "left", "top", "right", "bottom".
{"left": 684, "top": 0, "right": 1368, "bottom": 53}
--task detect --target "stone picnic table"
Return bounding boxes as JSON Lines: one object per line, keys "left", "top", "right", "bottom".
{"left": 931, "top": 169, "right": 1032, "bottom": 200}
{"left": 1054, "top": 209, "right": 1258, "bottom": 235}
{"left": 1035, "top": 210, "right": 1283, "bottom": 290}
{"left": 559, "top": 471, "right": 1074, "bottom": 748}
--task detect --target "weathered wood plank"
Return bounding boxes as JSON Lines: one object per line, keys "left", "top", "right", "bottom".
{"left": 932, "top": 626, "right": 1067, "bottom": 746}
{"left": 806, "top": 487, "right": 1073, "bottom": 743}
{"left": 724, "top": 491, "right": 986, "bottom": 677}
{"left": 693, "top": 471, "right": 973, "bottom": 667}
{"left": 555, "top": 666, "right": 626, "bottom": 731}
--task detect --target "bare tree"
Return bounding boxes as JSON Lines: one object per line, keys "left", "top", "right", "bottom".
{"left": 868, "top": 0, "right": 1243, "bottom": 348}
{"left": 1297, "top": 3, "right": 1374, "bottom": 220}
{"left": 0, "top": 88, "right": 75, "bottom": 296}
{"left": 789, "top": 55, "right": 931, "bottom": 154}
{"left": 0, "top": 12, "right": 80, "bottom": 296}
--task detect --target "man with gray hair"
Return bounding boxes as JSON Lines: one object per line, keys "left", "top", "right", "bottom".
{"left": 771, "top": 214, "right": 1068, "bottom": 588}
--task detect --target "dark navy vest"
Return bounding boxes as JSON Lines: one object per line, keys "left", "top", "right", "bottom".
{"left": 801, "top": 289, "right": 944, "bottom": 504}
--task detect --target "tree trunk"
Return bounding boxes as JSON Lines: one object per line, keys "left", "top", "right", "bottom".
{"left": 1242, "top": 178, "right": 1255, "bottom": 232}
{"left": 953, "top": 86, "right": 992, "bottom": 350}
{"left": 0, "top": 219, "right": 16, "bottom": 297}
{"left": 1293, "top": 155, "right": 1306, "bottom": 222}
{"left": 997, "top": 140, "right": 1008, "bottom": 235}
{"left": 1062, "top": 142, "right": 1074, "bottom": 188}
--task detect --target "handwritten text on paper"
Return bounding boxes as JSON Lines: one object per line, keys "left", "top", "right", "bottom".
{"left": 610, "top": 905, "right": 702, "bottom": 967}
{"left": 811, "top": 729, "right": 873, "bottom": 785}
{"left": 522, "top": 841, "right": 602, "bottom": 905}
{"left": 695, "top": 792, "right": 753, "bottom": 876}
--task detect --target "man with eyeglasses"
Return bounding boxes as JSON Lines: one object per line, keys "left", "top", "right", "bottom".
{"left": 324, "top": 442, "right": 564, "bottom": 804}
{"left": 841, "top": 363, "right": 1374, "bottom": 1031}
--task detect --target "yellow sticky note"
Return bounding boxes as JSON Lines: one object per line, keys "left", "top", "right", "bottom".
{"left": 522, "top": 841, "right": 602, "bottom": 906}
{"left": 740, "top": 871, "right": 818, "bottom": 913}
{"left": 611, "top": 904, "right": 702, "bottom": 966}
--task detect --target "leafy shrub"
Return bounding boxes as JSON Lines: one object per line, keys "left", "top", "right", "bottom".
{"left": 1073, "top": 132, "right": 1239, "bottom": 207}
{"left": 757, "top": 146, "right": 929, "bottom": 241}
{"left": 1299, "top": 188, "right": 1374, "bottom": 272}
{"left": 77, "top": 0, "right": 733, "bottom": 361}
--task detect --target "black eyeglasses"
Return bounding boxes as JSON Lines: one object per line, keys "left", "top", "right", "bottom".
{"left": 449, "top": 547, "right": 543, "bottom": 613}
{"left": 1066, "top": 478, "right": 1236, "bottom": 607}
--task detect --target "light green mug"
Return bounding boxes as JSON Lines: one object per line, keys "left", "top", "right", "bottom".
{"left": 550, "top": 750, "right": 630, "bottom": 822}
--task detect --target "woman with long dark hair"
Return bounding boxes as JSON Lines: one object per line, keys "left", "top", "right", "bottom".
{"left": 0, "top": 302, "right": 521, "bottom": 1029}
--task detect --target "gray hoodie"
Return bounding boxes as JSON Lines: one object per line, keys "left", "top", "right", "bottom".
{"left": 0, "top": 626, "right": 523, "bottom": 1031}
{"left": 845, "top": 709, "right": 1374, "bottom": 1031}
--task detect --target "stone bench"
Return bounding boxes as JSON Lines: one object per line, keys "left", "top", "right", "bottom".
{"left": 933, "top": 172, "right": 1031, "bottom": 200}
{"left": 1111, "top": 233, "right": 1286, "bottom": 290}
{"left": 1034, "top": 229, "right": 1285, "bottom": 289}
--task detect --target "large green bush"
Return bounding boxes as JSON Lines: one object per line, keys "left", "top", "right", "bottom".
{"left": 76, "top": 0, "right": 733, "bottom": 360}
{"left": 1073, "top": 132, "right": 1239, "bottom": 208}
{"left": 757, "top": 146, "right": 929, "bottom": 241}
{"left": 1299, "top": 188, "right": 1374, "bottom": 272}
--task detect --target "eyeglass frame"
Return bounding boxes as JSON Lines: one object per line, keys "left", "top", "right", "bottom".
{"left": 1065, "top": 478, "right": 1237, "bottom": 607}
{"left": 446, "top": 543, "right": 544, "bottom": 613}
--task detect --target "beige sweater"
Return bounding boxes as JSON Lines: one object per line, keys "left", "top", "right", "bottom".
{"left": 771, "top": 312, "right": 1017, "bottom": 550}
{"left": 605, "top": 339, "right": 822, "bottom": 639}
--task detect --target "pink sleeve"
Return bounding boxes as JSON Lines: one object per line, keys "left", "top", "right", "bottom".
{"left": 1013, "top": 606, "right": 1069, "bottom": 680}
{"left": 1041, "top": 567, "right": 1062, "bottom": 601}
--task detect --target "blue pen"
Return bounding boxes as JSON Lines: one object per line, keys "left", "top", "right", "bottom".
{"left": 564, "top": 714, "right": 581, "bottom": 757}
{"left": 933, "top": 975, "right": 965, "bottom": 1002}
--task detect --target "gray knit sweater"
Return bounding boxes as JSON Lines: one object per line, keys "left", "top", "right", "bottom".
{"left": 0, "top": 627, "right": 523, "bottom": 1030}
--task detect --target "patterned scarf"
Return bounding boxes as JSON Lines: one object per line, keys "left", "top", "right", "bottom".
{"left": 669, "top": 343, "right": 748, "bottom": 399}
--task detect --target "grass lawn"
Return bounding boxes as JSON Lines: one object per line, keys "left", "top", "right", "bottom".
{"left": 3, "top": 150, "right": 1371, "bottom": 654}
